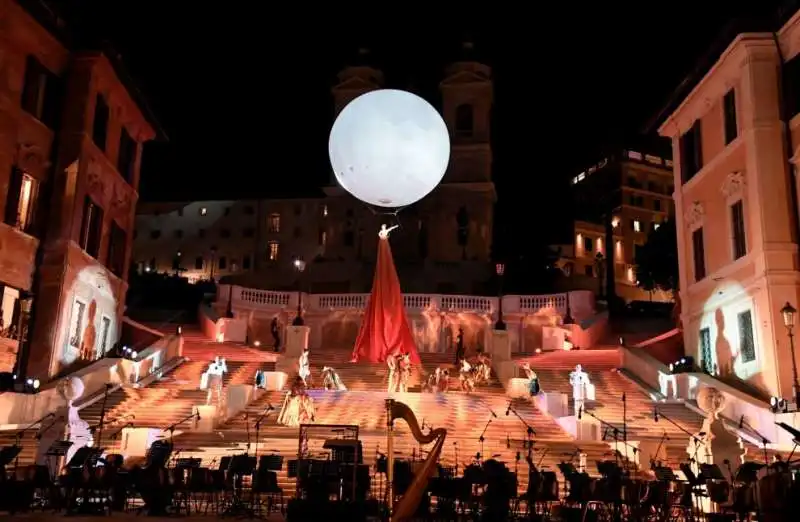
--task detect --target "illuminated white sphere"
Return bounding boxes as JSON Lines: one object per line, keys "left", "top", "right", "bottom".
{"left": 329, "top": 89, "right": 450, "bottom": 208}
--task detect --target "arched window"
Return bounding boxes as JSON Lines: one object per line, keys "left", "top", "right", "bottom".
{"left": 455, "top": 104, "right": 474, "bottom": 137}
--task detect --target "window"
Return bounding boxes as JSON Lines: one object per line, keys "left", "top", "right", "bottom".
{"left": 106, "top": 220, "right": 127, "bottom": 277}
{"left": 584, "top": 265, "right": 594, "bottom": 277}
{"left": 455, "top": 104, "right": 474, "bottom": 137}
{"left": 117, "top": 127, "right": 137, "bottom": 183}
{"left": 199, "top": 207, "right": 207, "bottom": 216}
{"left": 699, "top": 328, "right": 712, "bottom": 373}
{"left": 242, "top": 255, "right": 251, "bottom": 270}
{"left": 731, "top": 200, "right": 747, "bottom": 260}
{"left": 21, "top": 56, "right": 61, "bottom": 127}
{"left": 680, "top": 120, "right": 703, "bottom": 183}
{"left": 243, "top": 205, "right": 255, "bottom": 215}
{"left": 319, "top": 229, "right": 327, "bottom": 247}
{"left": 218, "top": 256, "right": 227, "bottom": 270}
{"left": 194, "top": 256, "right": 203, "bottom": 270}
{"left": 220, "top": 228, "right": 231, "bottom": 238}
{"left": 344, "top": 230, "right": 355, "bottom": 247}
{"left": 4, "top": 167, "right": 37, "bottom": 233}
{"left": 653, "top": 199, "right": 661, "bottom": 212}
{"left": 68, "top": 299, "right": 86, "bottom": 348}
{"left": 243, "top": 227, "right": 255, "bottom": 238}
{"left": 92, "top": 94, "right": 109, "bottom": 152}
{"left": 293, "top": 226, "right": 302, "bottom": 238}
{"left": 737, "top": 310, "right": 756, "bottom": 363}
{"left": 79, "top": 196, "right": 104, "bottom": 258}
{"left": 723, "top": 89, "right": 738, "bottom": 145}
{"left": 174, "top": 229, "right": 183, "bottom": 239}
{"left": 322, "top": 205, "right": 328, "bottom": 217}
{"left": 583, "top": 237, "right": 592, "bottom": 252}
{"left": 269, "top": 241, "right": 279, "bottom": 260}
{"left": 99, "top": 316, "right": 112, "bottom": 357}
{"left": 268, "top": 214, "right": 280, "bottom": 233}
{"left": 632, "top": 220, "right": 641, "bottom": 233}
{"left": 198, "top": 229, "right": 205, "bottom": 238}
{"left": 692, "top": 227, "right": 706, "bottom": 281}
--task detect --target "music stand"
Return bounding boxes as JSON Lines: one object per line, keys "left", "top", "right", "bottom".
{"left": 45, "top": 440, "right": 73, "bottom": 481}
{"left": 653, "top": 466, "right": 677, "bottom": 482}
{"left": 222, "top": 454, "right": 257, "bottom": 518}
{"left": 699, "top": 463, "right": 725, "bottom": 481}
{"left": 67, "top": 446, "right": 104, "bottom": 470}
{"left": 0, "top": 444, "right": 21, "bottom": 477}
{"left": 735, "top": 462, "right": 763, "bottom": 484}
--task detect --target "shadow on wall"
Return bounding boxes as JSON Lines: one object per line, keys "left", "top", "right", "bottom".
{"left": 714, "top": 309, "right": 734, "bottom": 376}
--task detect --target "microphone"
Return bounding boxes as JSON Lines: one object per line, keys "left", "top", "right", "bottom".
{"left": 196, "top": 411, "right": 202, "bottom": 421}
{"left": 738, "top": 415, "right": 744, "bottom": 429}
{"left": 506, "top": 401, "right": 512, "bottom": 416}
{"left": 654, "top": 408, "right": 659, "bottom": 422}
{"left": 622, "top": 393, "right": 626, "bottom": 402}
{"left": 577, "top": 406, "right": 582, "bottom": 420}
{"left": 601, "top": 428, "right": 608, "bottom": 441}
{"left": 490, "top": 409, "right": 498, "bottom": 419}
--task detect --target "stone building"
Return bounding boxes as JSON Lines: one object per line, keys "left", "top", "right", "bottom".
{"left": 0, "top": 0, "right": 160, "bottom": 378}
{"left": 655, "top": 9, "right": 800, "bottom": 399}
{"left": 133, "top": 44, "right": 496, "bottom": 295}
{"left": 556, "top": 148, "right": 675, "bottom": 303}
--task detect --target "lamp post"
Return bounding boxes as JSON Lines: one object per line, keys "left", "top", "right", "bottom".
{"left": 781, "top": 301, "right": 799, "bottom": 404}
{"left": 595, "top": 252, "right": 605, "bottom": 300}
{"left": 495, "top": 262, "right": 506, "bottom": 331}
{"left": 293, "top": 259, "right": 307, "bottom": 326}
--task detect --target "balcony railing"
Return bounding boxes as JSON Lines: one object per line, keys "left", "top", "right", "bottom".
{"left": 217, "top": 285, "right": 595, "bottom": 318}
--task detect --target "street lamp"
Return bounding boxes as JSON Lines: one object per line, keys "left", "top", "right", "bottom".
{"left": 293, "top": 259, "right": 307, "bottom": 326}
{"left": 495, "top": 262, "right": 506, "bottom": 331}
{"left": 781, "top": 301, "right": 799, "bottom": 404}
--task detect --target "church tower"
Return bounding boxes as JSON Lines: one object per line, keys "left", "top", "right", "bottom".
{"left": 331, "top": 48, "right": 384, "bottom": 116}
{"left": 439, "top": 42, "right": 493, "bottom": 184}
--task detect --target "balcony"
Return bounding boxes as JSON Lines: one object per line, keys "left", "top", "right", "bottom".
{"left": 0, "top": 221, "right": 39, "bottom": 291}
{"left": 216, "top": 284, "right": 596, "bottom": 319}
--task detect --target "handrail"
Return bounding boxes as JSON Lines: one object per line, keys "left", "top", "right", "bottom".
{"left": 134, "top": 356, "right": 186, "bottom": 388}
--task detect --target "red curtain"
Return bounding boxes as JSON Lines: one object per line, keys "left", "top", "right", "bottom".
{"left": 351, "top": 237, "right": 421, "bottom": 364}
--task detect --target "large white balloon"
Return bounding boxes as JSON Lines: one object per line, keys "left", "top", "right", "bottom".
{"left": 329, "top": 89, "right": 450, "bottom": 208}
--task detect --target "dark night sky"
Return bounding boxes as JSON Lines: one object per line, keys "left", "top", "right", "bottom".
{"left": 50, "top": 1, "right": 786, "bottom": 256}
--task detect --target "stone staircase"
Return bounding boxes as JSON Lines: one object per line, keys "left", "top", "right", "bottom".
{"left": 516, "top": 349, "right": 705, "bottom": 468}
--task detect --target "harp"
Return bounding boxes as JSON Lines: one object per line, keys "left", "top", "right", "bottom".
{"left": 386, "top": 398, "right": 447, "bottom": 522}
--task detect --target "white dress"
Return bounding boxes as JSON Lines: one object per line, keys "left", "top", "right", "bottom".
{"left": 298, "top": 352, "right": 310, "bottom": 382}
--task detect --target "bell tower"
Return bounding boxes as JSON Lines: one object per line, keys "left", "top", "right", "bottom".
{"left": 439, "top": 42, "right": 493, "bottom": 184}
{"left": 331, "top": 48, "right": 384, "bottom": 116}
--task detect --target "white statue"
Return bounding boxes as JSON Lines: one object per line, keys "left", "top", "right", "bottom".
{"left": 38, "top": 377, "right": 93, "bottom": 466}
{"left": 298, "top": 347, "right": 311, "bottom": 386}
{"left": 321, "top": 366, "right": 347, "bottom": 391}
{"left": 205, "top": 356, "right": 228, "bottom": 405}
{"left": 569, "top": 364, "right": 590, "bottom": 413}
{"left": 386, "top": 354, "right": 398, "bottom": 393}
{"left": 378, "top": 224, "right": 399, "bottom": 240}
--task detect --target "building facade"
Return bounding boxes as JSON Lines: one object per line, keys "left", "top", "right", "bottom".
{"left": 133, "top": 45, "right": 495, "bottom": 295}
{"left": 556, "top": 149, "right": 675, "bottom": 303}
{"left": 657, "top": 13, "right": 800, "bottom": 399}
{"left": 0, "top": 0, "right": 158, "bottom": 379}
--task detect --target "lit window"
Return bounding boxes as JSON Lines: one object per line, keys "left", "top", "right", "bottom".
{"left": 322, "top": 205, "right": 328, "bottom": 217}
{"left": 269, "top": 241, "right": 279, "bottom": 260}
{"left": 199, "top": 207, "right": 207, "bottom": 216}
{"left": 633, "top": 220, "right": 641, "bottom": 232}
{"left": 611, "top": 216, "right": 620, "bottom": 228}
{"left": 654, "top": 222, "right": 661, "bottom": 231}
{"left": 268, "top": 213, "right": 281, "bottom": 233}
{"left": 4, "top": 169, "right": 37, "bottom": 232}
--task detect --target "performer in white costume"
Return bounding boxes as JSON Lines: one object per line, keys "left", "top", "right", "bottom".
{"left": 386, "top": 352, "right": 399, "bottom": 393}
{"left": 378, "top": 223, "right": 399, "bottom": 240}
{"left": 569, "top": 364, "right": 590, "bottom": 414}
{"left": 298, "top": 347, "right": 311, "bottom": 386}
{"left": 398, "top": 353, "right": 411, "bottom": 393}
{"left": 205, "top": 356, "right": 228, "bottom": 405}
{"left": 321, "top": 366, "right": 347, "bottom": 391}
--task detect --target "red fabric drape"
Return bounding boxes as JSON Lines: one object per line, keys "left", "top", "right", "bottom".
{"left": 351, "top": 237, "right": 421, "bottom": 364}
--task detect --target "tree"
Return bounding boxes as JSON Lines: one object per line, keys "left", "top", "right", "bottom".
{"left": 635, "top": 219, "right": 679, "bottom": 295}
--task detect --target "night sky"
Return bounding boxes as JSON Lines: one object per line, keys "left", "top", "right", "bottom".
{"left": 51, "top": 1, "right": 786, "bottom": 257}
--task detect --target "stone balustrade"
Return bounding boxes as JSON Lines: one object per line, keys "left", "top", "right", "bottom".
{"left": 216, "top": 284, "right": 595, "bottom": 318}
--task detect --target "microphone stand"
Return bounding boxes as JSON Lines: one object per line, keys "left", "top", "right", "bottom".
{"left": 740, "top": 417, "right": 771, "bottom": 468}
{"left": 622, "top": 393, "right": 628, "bottom": 467}
{"left": 15, "top": 413, "right": 54, "bottom": 471}
{"left": 583, "top": 410, "right": 637, "bottom": 472}
{"left": 96, "top": 383, "right": 113, "bottom": 449}
{"left": 652, "top": 431, "right": 668, "bottom": 468}
{"left": 507, "top": 405, "right": 536, "bottom": 450}
{"left": 162, "top": 410, "right": 200, "bottom": 452}
{"left": 253, "top": 405, "right": 274, "bottom": 466}
{"left": 36, "top": 414, "right": 62, "bottom": 440}
{"left": 109, "top": 422, "right": 134, "bottom": 440}
{"left": 244, "top": 413, "right": 251, "bottom": 454}
{"left": 654, "top": 408, "right": 706, "bottom": 464}
{"left": 478, "top": 416, "right": 492, "bottom": 462}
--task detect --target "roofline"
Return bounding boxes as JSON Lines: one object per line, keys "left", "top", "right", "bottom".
{"left": 644, "top": 2, "right": 800, "bottom": 135}
{"left": 16, "top": 0, "right": 167, "bottom": 142}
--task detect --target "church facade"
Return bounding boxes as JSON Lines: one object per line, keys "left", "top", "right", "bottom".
{"left": 133, "top": 46, "right": 496, "bottom": 295}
